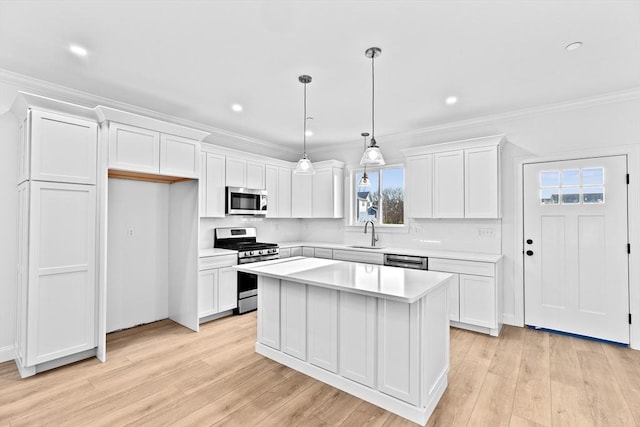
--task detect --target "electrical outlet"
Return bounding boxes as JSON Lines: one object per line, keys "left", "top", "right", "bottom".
{"left": 478, "top": 228, "right": 494, "bottom": 238}
{"left": 127, "top": 227, "right": 135, "bottom": 238}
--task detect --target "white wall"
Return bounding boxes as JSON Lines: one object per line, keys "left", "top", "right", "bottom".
{"left": 107, "top": 179, "right": 170, "bottom": 332}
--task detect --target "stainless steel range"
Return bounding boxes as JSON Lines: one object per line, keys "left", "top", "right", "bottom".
{"left": 214, "top": 227, "right": 279, "bottom": 314}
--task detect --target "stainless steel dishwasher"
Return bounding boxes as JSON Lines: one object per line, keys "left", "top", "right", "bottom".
{"left": 383, "top": 253, "right": 428, "bottom": 270}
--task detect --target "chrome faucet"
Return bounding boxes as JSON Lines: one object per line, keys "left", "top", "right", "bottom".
{"left": 364, "top": 220, "right": 379, "bottom": 247}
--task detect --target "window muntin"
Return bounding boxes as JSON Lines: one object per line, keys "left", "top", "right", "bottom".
{"left": 354, "top": 166, "right": 404, "bottom": 225}
{"left": 538, "top": 167, "right": 605, "bottom": 205}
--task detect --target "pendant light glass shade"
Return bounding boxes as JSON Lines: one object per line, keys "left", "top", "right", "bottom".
{"left": 358, "top": 132, "right": 371, "bottom": 186}
{"left": 294, "top": 75, "right": 315, "bottom": 175}
{"left": 360, "top": 47, "right": 386, "bottom": 166}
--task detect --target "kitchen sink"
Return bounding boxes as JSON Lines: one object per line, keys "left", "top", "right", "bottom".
{"left": 348, "top": 245, "right": 385, "bottom": 250}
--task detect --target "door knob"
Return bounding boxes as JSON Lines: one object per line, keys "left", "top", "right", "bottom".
{"left": 526, "top": 239, "right": 533, "bottom": 244}
{"left": 526, "top": 250, "right": 534, "bottom": 256}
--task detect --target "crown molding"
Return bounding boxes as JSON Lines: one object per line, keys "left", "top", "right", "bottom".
{"left": 0, "top": 69, "right": 298, "bottom": 157}
{"left": 310, "top": 87, "right": 640, "bottom": 155}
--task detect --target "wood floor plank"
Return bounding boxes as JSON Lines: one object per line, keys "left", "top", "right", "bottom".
{"left": 511, "top": 328, "right": 552, "bottom": 426}
{"left": 577, "top": 348, "right": 637, "bottom": 426}
{"left": 2, "top": 314, "right": 640, "bottom": 426}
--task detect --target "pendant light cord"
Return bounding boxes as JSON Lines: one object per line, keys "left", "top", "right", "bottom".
{"left": 303, "top": 82, "right": 307, "bottom": 156}
{"left": 371, "top": 54, "right": 375, "bottom": 141}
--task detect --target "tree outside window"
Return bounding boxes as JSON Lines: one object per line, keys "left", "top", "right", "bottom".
{"left": 355, "top": 167, "right": 404, "bottom": 225}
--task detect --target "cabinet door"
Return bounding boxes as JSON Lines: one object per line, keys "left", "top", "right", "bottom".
{"left": 279, "top": 248, "right": 291, "bottom": 258}
{"left": 302, "top": 247, "right": 315, "bottom": 257}
{"left": 198, "top": 269, "right": 218, "bottom": 318}
{"left": 204, "top": 153, "right": 226, "bottom": 218}
{"left": 448, "top": 274, "right": 460, "bottom": 321}
{"left": 459, "top": 274, "right": 496, "bottom": 328}
{"left": 290, "top": 247, "right": 302, "bottom": 257}
{"left": 291, "top": 173, "right": 312, "bottom": 218}
{"left": 246, "top": 161, "right": 265, "bottom": 189}
{"left": 27, "top": 181, "right": 96, "bottom": 366}
{"left": 258, "top": 277, "right": 281, "bottom": 349}
{"left": 339, "top": 292, "right": 376, "bottom": 387}
{"left": 465, "top": 145, "right": 499, "bottom": 218}
{"left": 265, "top": 165, "right": 279, "bottom": 218}
{"left": 377, "top": 299, "right": 419, "bottom": 405}
{"left": 199, "top": 153, "right": 207, "bottom": 217}
{"left": 433, "top": 150, "right": 464, "bottom": 218}
{"left": 226, "top": 156, "right": 246, "bottom": 187}
{"left": 278, "top": 167, "right": 292, "bottom": 217}
{"left": 218, "top": 266, "right": 238, "bottom": 312}
{"left": 405, "top": 155, "right": 433, "bottom": 218}
{"left": 312, "top": 167, "right": 333, "bottom": 218}
{"left": 314, "top": 248, "right": 333, "bottom": 259}
{"left": 281, "top": 280, "right": 307, "bottom": 360}
{"left": 30, "top": 110, "right": 97, "bottom": 184}
{"left": 332, "top": 250, "right": 384, "bottom": 265}
{"left": 160, "top": 134, "right": 200, "bottom": 178}
{"left": 16, "top": 183, "right": 30, "bottom": 363}
{"left": 108, "top": 122, "right": 160, "bottom": 174}
{"left": 308, "top": 287, "right": 338, "bottom": 372}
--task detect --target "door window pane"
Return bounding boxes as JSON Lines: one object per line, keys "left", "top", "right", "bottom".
{"left": 540, "top": 189, "right": 559, "bottom": 204}
{"left": 540, "top": 171, "right": 560, "bottom": 187}
{"left": 583, "top": 186, "right": 605, "bottom": 204}
{"left": 561, "top": 188, "right": 580, "bottom": 204}
{"left": 583, "top": 168, "right": 604, "bottom": 186}
{"left": 562, "top": 169, "right": 580, "bottom": 186}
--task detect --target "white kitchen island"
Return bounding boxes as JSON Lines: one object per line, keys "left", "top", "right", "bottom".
{"left": 235, "top": 256, "right": 453, "bottom": 425}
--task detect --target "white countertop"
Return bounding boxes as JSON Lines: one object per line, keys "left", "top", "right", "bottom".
{"left": 277, "top": 241, "right": 502, "bottom": 263}
{"left": 235, "top": 256, "right": 453, "bottom": 304}
{"left": 199, "top": 248, "right": 237, "bottom": 257}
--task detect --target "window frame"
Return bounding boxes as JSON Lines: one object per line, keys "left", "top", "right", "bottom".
{"left": 348, "top": 163, "right": 408, "bottom": 232}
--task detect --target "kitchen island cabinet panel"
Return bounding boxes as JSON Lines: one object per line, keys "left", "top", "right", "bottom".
{"left": 280, "top": 280, "right": 307, "bottom": 360}
{"left": 257, "top": 277, "right": 280, "bottom": 350}
{"left": 338, "top": 292, "right": 376, "bottom": 387}
{"left": 307, "top": 286, "right": 338, "bottom": 372}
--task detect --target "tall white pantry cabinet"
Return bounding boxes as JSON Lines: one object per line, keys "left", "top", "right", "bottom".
{"left": 12, "top": 95, "right": 99, "bottom": 378}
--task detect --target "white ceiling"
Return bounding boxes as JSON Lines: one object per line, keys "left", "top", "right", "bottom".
{"left": 1, "top": 0, "right": 639, "bottom": 157}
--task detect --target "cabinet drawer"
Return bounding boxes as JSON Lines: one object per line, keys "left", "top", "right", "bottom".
{"left": 429, "top": 258, "right": 495, "bottom": 277}
{"left": 199, "top": 254, "right": 237, "bottom": 270}
{"left": 279, "top": 248, "right": 291, "bottom": 258}
{"left": 314, "top": 248, "right": 334, "bottom": 259}
{"left": 332, "top": 250, "right": 384, "bottom": 265}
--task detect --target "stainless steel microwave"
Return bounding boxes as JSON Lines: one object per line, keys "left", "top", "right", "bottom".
{"left": 226, "top": 187, "right": 268, "bottom": 215}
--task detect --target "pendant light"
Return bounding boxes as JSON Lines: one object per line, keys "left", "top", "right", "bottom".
{"left": 294, "top": 75, "right": 315, "bottom": 175}
{"left": 360, "top": 47, "right": 386, "bottom": 166}
{"left": 359, "top": 132, "right": 371, "bottom": 186}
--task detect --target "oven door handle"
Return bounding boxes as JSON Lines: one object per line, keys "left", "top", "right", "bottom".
{"left": 239, "top": 289, "right": 258, "bottom": 299}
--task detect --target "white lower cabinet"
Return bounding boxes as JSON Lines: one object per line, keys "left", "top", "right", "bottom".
{"left": 307, "top": 287, "right": 338, "bottom": 372}
{"left": 302, "top": 247, "right": 315, "bottom": 257}
{"left": 198, "top": 255, "right": 237, "bottom": 320}
{"left": 338, "top": 292, "right": 376, "bottom": 387}
{"left": 332, "top": 249, "right": 384, "bottom": 265}
{"left": 18, "top": 181, "right": 98, "bottom": 369}
{"left": 429, "top": 257, "right": 501, "bottom": 336}
{"left": 290, "top": 247, "right": 302, "bottom": 257}
{"left": 280, "top": 280, "right": 307, "bottom": 360}
{"left": 257, "top": 277, "right": 281, "bottom": 349}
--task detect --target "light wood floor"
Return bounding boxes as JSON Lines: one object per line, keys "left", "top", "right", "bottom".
{"left": 1, "top": 313, "right": 639, "bottom": 426}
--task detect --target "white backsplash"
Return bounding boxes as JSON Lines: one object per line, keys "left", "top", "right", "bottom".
{"left": 201, "top": 216, "right": 501, "bottom": 254}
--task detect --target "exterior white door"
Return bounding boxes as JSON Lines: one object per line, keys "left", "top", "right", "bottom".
{"left": 524, "top": 156, "right": 629, "bottom": 343}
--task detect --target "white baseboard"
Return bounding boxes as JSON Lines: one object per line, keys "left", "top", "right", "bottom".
{"left": 0, "top": 344, "right": 15, "bottom": 363}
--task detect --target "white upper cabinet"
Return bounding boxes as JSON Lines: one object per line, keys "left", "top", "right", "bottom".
{"left": 108, "top": 123, "right": 160, "bottom": 174}
{"left": 200, "top": 152, "right": 226, "bottom": 218}
{"left": 226, "top": 156, "right": 265, "bottom": 189}
{"left": 405, "top": 154, "right": 433, "bottom": 218}
{"left": 159, "top": 134, "right": 200, "bottom": 179}
{"left": 465, "top": 145, "right": 500, "bottom": 218}
{"left": 265, "top": 164, "right": 292, "bottom": 218}
{"left": 402, "top": 135, "right": 504, "bottom": 219}
{"left": 291, "top": 161, "right": 344, "bottom": 219}
{"left": 292, "top": 173, "right": 313, "bottom": 218}
{"left": 96, "top": 106, "right": 208, "bottom": 179}
{"left": 27, "top": 109, "right": 98, "bottom": 185}
{"left": 433, "top": 151, "right": 464, "bottom": 218}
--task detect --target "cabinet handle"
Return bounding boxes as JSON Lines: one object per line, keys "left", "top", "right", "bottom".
{"left": 526, "top": 239, "right": 533, "bottom": 244}
{"left": 526, "top": 250, "right": 534, "bottom": 256}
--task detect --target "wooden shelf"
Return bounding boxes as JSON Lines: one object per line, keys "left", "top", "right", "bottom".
{"left": 108, "top": 169, "right": 192, "bottom": 184}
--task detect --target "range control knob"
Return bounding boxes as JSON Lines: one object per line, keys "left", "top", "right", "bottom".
{"left": 250, "top": 251, "right": 254, "bottom": 256}
{"left": 259, "top": 250, "right": 263, "bottom": 255}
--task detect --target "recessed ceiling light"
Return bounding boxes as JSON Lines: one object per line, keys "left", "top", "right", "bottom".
{"left": 231, "top": 104, "right": 243, "bottom": 112}
{"left": 305, "top": 130, "right": 313, "bottom": 137}
{"left": 565, "top": 41, "right": 583, "bottom": 51}
{"left": 69, "top": 44, "right": 88, "bottom": 57}
{"left": 445, "top": 96, "right": 458, "bottom": 105}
